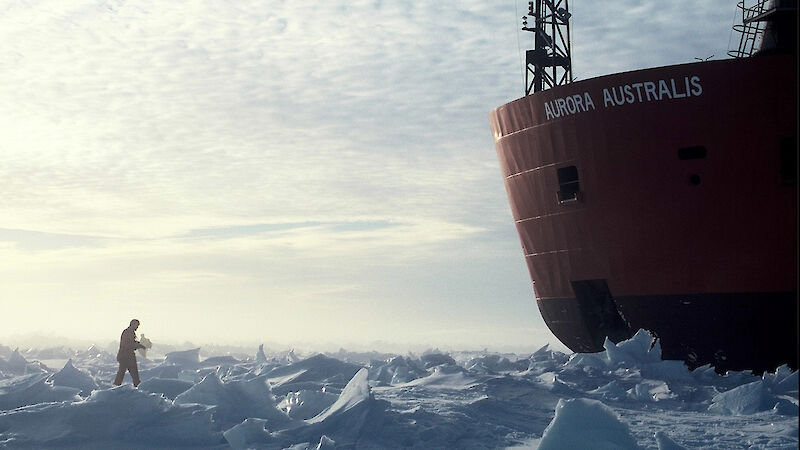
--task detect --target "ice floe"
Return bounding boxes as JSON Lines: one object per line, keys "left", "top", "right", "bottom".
{"left": 537, "top": 397, "right": 640, "bottom": 450}
{"left": 0, "top": 386, "right": 221, "bottom": 448}
{"left": 163, "top": 347, "right": 201, "bottom": 366}
{"left": 48, "top": 359, "right": 98, "bottom": 396}
{"left": 174, "top": 373, "right": 289, "bottom": 427}
{"left": 0, "top": 373, "right": 81, "bottom": 410}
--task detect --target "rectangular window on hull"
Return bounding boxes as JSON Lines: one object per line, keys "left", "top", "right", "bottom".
{"left": 678, "top": 146, "right": 707, "bottom": 160}
{"left": 557, "top": 165, "right": 580, "bottom": 203}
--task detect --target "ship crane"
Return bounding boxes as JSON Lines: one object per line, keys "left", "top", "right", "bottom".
{"left": 521, "top": 0, "right": 572, "bottom": 94}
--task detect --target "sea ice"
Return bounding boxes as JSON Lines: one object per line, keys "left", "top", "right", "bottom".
{"left": 137, "top": 377, "right": 194, "bottom": 399}
{"left": 279, "top": 389, "right": 338, "bottom": 419}
{"left": 537, "top": 397, "right": 640, "bottom": 450}
{"left": 48, "top": 359, "right": 98, "bottom": 396}
{"left": 709, "top": 380, "right": 773, "bottom": 415}
{"left": 0, "top": 385, "right": 222, "bottom": 447}
{"left": 289, "top": 367, "right": 375, "bottom": 447}
{"left": 2, "top": 350, "right": 47, "bottom": 376}
{"left": 316, "top": 434, "right": 336, "bottom": 448}
{"left": 163, "top": 347, "right": 201, "bottom": 366}
{"left": 222, "top": 417, "right": 275, "bottom": 449}
{"left": 307, "top": 368, "right": 370, "bottom": 425}
{"left": 174, "top": 373, "right": 290, "bottom": 427}
{"left": 256, "top": 344, "right": 268, "bottom": 363}
{"left": 369, "top": 355, "right": 427, "bottom": 386}
{"left": 224, "top": 368, "right": 375, "bottom": 448}
{"left": 139, "top": 363, "right": 183, "bottom": 381}
{"left": 264, "top": 354, "right": 363, "bottom": 396}
{"left": 6, "top": 350, "right": 30, "bottom": 373}
{"left": 627, "top": 379, "right": 676, "bottom": 402}
{"left": 763, "top": 364, "right": 799, "bottom": 394}
{"left": 0, "top": 330, "right": 797, "bottom": 448}
{"left": 654, "top": 431, "right": 688, "bottom": 450}
{"left": 0, "top": 373, "right": 80, "bottom": 410}
{"left": 589, "top": 380, "right": 628, "bottom": 401}
{"left": 419, "top": 352, "right": 457, "bottom": 369}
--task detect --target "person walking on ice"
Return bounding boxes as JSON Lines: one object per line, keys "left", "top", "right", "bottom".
{"left": 113, "top": 319, "right": 147, "bottom": 387}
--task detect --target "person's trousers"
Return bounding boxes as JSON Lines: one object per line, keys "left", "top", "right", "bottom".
{"left": 113, "top": 354, "right": 140, "bottom": 387}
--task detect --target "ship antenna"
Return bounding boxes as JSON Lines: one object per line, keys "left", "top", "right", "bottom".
{"left": 521, "top": 0, "right": 572, "bottom": 95}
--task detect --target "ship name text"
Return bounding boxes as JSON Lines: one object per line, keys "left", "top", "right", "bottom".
{"left": 543, "top": 75, "right": 703, "bottom": 121}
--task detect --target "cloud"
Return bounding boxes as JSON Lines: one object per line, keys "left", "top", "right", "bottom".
{"left": 0, "top": 228, "right": 104, "bottom": 251}
{"left": 2, "top": 0, "right": 514, "bottom": 240}
{"left": 0, "top": 0, "right": 739, "bottom": 348}
{"left": 1, "top": 0, "right": 735, "bottom": 236}
{"left": 570, "top": 1, "right": 735, "bottom": 79}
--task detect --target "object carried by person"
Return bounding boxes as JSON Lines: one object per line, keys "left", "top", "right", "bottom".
{"left": 138, "top": 334, "right": 153, "bottom": 359}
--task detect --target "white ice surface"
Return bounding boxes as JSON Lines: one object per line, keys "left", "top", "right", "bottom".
{"left": 537, "top": 397, "right": 640, "bottom": 450}
{"left": 174, "top": 373, "right": 289, "bottom": 427}
{"left": 163, "top": 347, "right": 201, "bottom": 366}
{"left": 0, "top": 330, "right": 797, "bottom": 449}
{"left": 307, "top": 368, "right": 370, "bottom": 424}
{"left": 48, "top": 359, "right": 98, "bottom": 396}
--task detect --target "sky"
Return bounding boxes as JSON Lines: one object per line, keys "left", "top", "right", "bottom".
{"left": 0, "top": 0, "right": 737, "bottom": 353}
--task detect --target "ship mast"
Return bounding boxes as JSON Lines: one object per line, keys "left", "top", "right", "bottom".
{"left": 521, "top": 0, "right": 572, "bottom": 95}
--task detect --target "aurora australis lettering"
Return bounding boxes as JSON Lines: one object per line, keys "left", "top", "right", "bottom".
{"left": 543, "top": 75, "right": 703, "bottom": 121}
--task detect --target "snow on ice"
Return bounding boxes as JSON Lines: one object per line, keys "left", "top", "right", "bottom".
{"left": 0, "top": 330, "right": 797, "bottom": 449}
{"left": 48, "top": 359, "right": 98, "bottom": 396}
{"left": 537, "top": 398, "right": 639, "bottom": 450}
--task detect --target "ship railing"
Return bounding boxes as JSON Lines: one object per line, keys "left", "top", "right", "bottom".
{"left": 728, "top": 0, "right": 769, "bottom": 58}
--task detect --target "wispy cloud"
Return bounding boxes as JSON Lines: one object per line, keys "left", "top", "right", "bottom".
{"left": 570, "top": 1, "right": 734, "bottom": 79}
{"left": 1, "top": 0, "right": 515, "bottom": 239}
{"left": 0, "top": 0, "right": 738, "bottom": 348}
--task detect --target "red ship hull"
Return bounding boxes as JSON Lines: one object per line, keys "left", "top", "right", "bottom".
{"left": 490, "top": 55, "right": 797, "bottom": 373}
